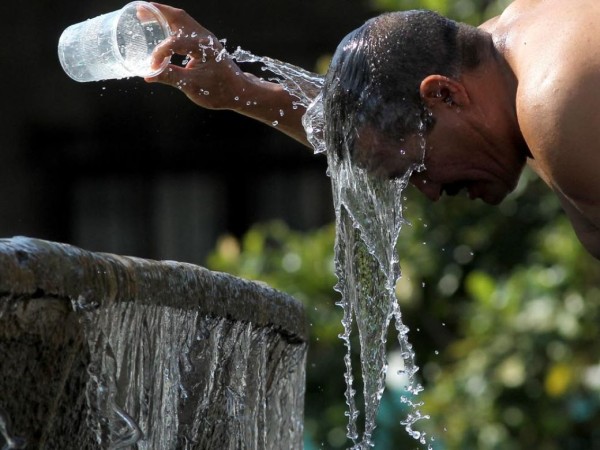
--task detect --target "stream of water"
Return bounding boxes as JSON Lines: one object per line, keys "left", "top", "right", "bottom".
{"left": 73, "top": 283, "right": 305, "bottom": 450}
{"left": 227, "top": 48, "right": 434, "bottom": 448}
{"left": 58, "top": 41, "right": 433, "bottom": 449}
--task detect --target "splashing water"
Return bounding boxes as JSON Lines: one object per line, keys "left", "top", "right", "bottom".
{"left": 78, "top": 301, "right": 191, "bottom": 449}
{"left": 229, "top": 47, "right": 328, "bottom": 155}
{"left": 225, "top": 44, "right": 434, "bottom": 447}
{"left": 69, "top": 278, "right": 306, "bottom": 450}
{"left": 230, "top": 47, "right": 323, "bottom": 111}
{"left": 0, "top": 406, "right": 26, "bottom": 450}
{"left": 329, "top": 152, "right": 431, "bottom": 448}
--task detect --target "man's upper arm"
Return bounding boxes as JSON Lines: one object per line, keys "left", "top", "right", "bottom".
{"left": 554, "top": 189, "right": 600, "bottom": 259}
{"left": 521, "top": 76, "right": 600, "bottom": 258}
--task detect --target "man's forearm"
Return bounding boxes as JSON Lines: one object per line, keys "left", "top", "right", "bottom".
{"left": 232, "top": 72, "right": 312, "bottom": 148}
{"left": 145, "top": 4, "right": 317, "bottom": 149}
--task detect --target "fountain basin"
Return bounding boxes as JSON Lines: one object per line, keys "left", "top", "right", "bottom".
{"left": 0, "top": 237, "right": 307, "bottom": 449}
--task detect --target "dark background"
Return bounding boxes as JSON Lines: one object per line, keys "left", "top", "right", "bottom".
{"left": 2, "top": 0, "right": 375, "bottom": 264}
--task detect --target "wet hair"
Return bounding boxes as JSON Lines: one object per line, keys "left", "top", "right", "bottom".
{"left": 322, "top": 10, "right": 493, "bottom": 159}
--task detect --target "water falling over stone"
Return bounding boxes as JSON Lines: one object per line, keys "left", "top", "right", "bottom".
{"left": 0, "top": 237, "right": 307, "bottom": 449}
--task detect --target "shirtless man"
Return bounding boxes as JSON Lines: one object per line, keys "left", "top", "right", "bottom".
{"left": 146, "top": 1, "right": 600, "bottom": 260}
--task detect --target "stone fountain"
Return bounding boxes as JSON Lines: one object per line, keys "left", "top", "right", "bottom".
{"left": 0, "top": 237, "right": 307, "bottom": 449}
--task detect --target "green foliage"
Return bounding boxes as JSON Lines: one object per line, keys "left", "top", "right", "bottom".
{"left": 384, "top": 169, "right": 600, "bottom": 449}
{"left": 206, "top": 173, "right": 600, "bottom": 449}
{"left": 369, "top": 0, "right": 513, "bottom": 25}
{"left": 208, "top": 172, "right": 600, "bottom": 449}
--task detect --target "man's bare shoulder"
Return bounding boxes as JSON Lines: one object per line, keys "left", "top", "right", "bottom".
{"left": 493, "top": 1, "right": 600, "bottom": 257}
{"left": 498, "top": 1, "right": 600, "bottom": 233}
{"left": 517, "top": 58, "right": 600, "bottom": 256}
{"left": 517, "top": 63, "right": 600, "bottom": 240}
{"left": 504, "top": 1, "right": 600, "bottom": 159}
{"left": 500, "top": 1, "right": 600, "bottom": 74}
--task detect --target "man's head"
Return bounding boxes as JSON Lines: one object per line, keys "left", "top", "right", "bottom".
{"left": 322, "top": 10, "right": 524, "bottom": 204}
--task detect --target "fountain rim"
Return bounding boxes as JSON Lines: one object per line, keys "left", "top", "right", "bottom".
{"left": 0, "top": 236, "right": 308, "bottom": 343}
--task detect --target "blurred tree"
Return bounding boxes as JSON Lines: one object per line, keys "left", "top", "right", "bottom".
{"left": 207, "top": 1, "right": 600, "bottom": 449}
{"left": 389, "top": 168, "right": 600, "bottom": 449}
{"left": 369, "top": 0, "right": 513, "bottom": 25}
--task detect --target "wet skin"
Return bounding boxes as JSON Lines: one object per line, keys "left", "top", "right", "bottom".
{"left": 359, "top": 0, "right": 600, "bottom": 260}
{"left": 355, "top": 76, "right": 529, "bottom": 207}
{"left": 145, "top": 0, "right": 600, "bottom": 259}
{"left": 354, "top": 37, "right": 530, "bottom": 205}
{"left": 356, "top": 126, "right": 526, "bottom": 206}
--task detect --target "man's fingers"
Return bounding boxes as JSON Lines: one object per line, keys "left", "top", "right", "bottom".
{"left": 148, "top": 4, "right": 223, "bottom": 70}
{"left": 151, "top": 34, "right": 223, "bottom": 71}
{"left": 164, "top": 33, "right": 221, "bottom": 56}
{"left": 145, "top": 64, "right": 187, "bottom": 87}
{"left": 150, "top": 3, "right": 211, "bottom": 37}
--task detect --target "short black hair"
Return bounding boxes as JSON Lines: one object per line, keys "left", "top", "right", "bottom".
{"left": 322, "top": 10, "right": 492, "bottom": 159}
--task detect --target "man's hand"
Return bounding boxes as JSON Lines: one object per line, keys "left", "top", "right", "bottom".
{"left": 144, "top": 3, "right": 311, "bottom": 146}
{"left": 145, "top": 3, "right": 248, "bottom": 111}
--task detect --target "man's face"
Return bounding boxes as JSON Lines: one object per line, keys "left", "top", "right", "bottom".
{"left": 354, "top": 121, "right": 524, "bottom": 205}
{"left": 353, "top": 126, "right": 426, "bottom": 180}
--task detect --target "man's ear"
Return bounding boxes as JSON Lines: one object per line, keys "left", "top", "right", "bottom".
{"left": 419, "top": 75, "right": 470, "bottom": 109}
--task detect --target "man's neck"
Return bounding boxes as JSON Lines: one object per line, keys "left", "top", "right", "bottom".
{"left": 468, "top": 42, "right": 530, "bottom": 160}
